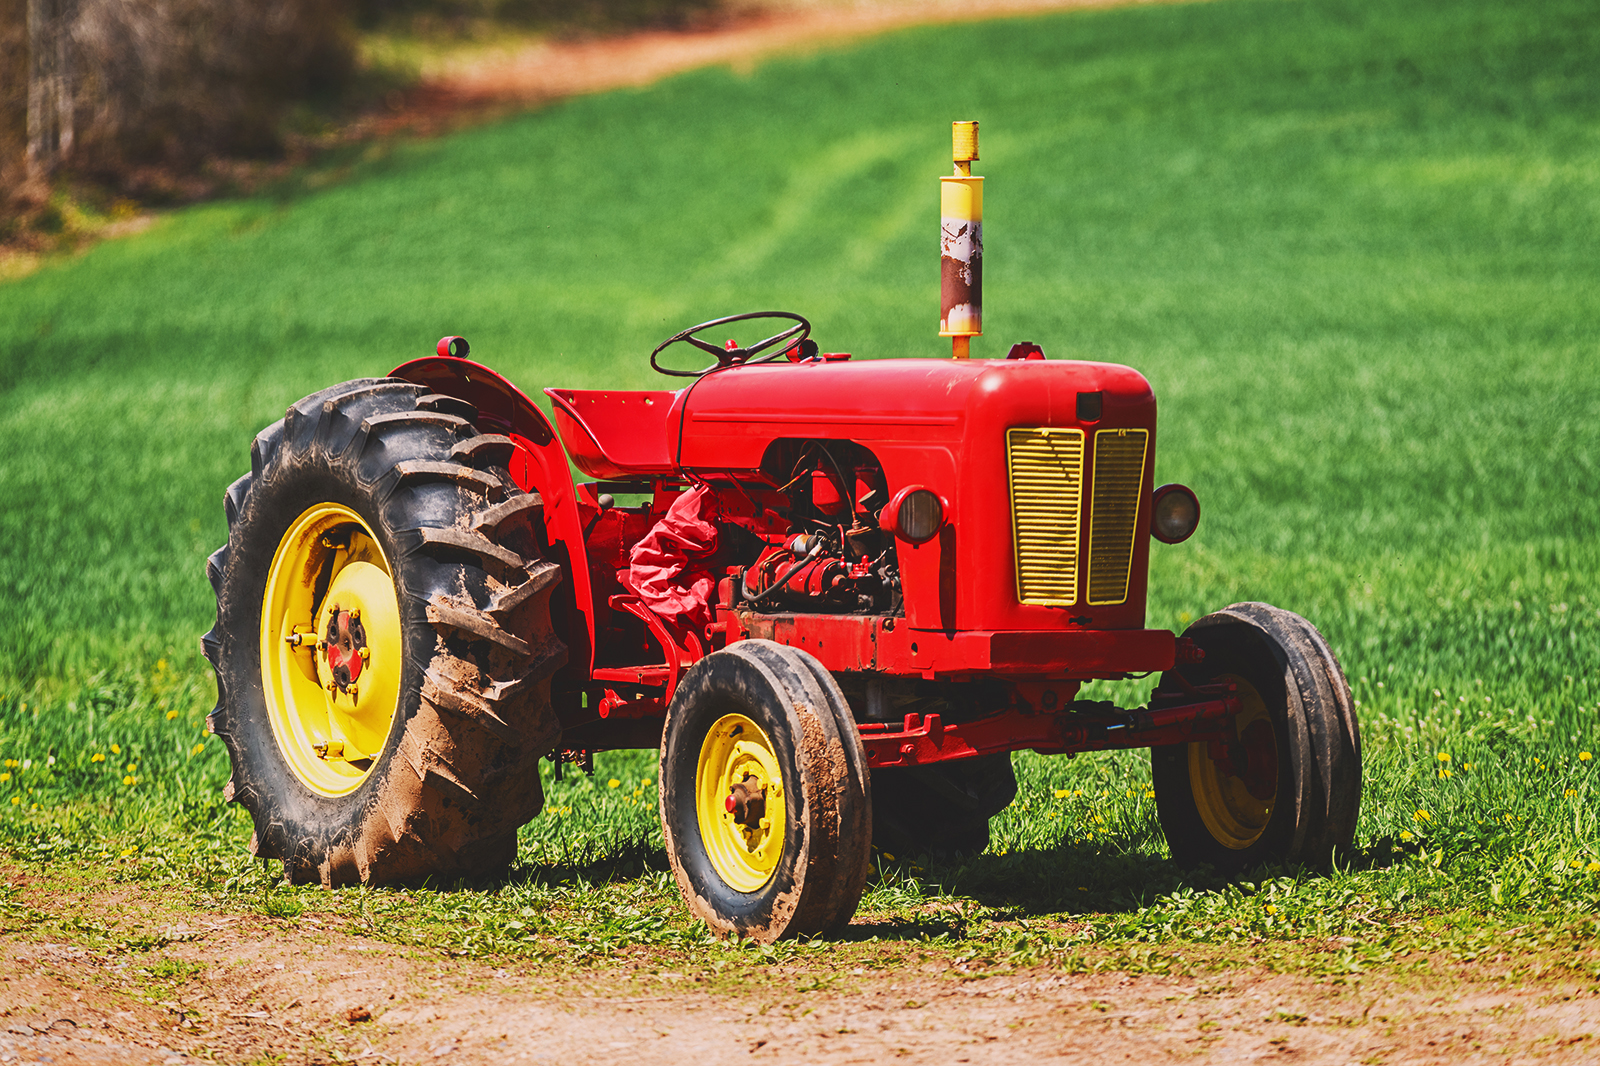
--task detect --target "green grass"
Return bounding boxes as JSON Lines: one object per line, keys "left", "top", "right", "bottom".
{"left": 2, "top": 0, "right": 1600, "bottom": 974}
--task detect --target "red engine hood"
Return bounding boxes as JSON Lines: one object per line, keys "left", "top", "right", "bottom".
{"left": 674, "top": 357, "right": 1155, "bottom": 472}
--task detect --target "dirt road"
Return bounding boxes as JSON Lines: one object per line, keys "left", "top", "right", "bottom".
{"left": 5, "top": 875, "right": 1598, "bottom": 1065}
{"left": 372, "top": 0, "right": 1151, "bottom": 135}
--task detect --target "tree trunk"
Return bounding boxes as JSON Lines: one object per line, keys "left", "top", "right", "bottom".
{"left": 25, "top": 0, "right": 74, "bottom": 180}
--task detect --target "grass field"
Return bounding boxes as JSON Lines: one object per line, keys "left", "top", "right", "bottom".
{"left": 2, "top": 0, "right": 1599, "bottom": 976}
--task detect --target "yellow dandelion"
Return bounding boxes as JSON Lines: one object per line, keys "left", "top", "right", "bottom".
{"left": 120, "top": 848, "right": 135, "bottom": 857}
{"left": 191, "top": 742, "right": 204, "bottom": 755}
{"left": 91, "top": 752, "right": 105, "bottom": 763}
{"left": 1054, "top": 788, "right": 1070, "bottom": 799}
{"left": 1399, "top": 830, "right": 1413, "bottom": 841}
{"left": 1587, "top": 861, "right": 1600, "bottom": 873}
{"left": 1463, "top": 762, "right": 1475, "bottom": 771}
{"left": 122, "top": 775, "right": 135, "bottom": 786}
{"left": 1437, "top": 752, "right": 1451, "bottom": 763}
{"left": 1572, "top": 860, "right": 1584, "bottom": 869}
{"left": 1566, "top": 789, "right": 1579, "bottom": 798}
{"left": 642, "top": 776, "right": 653, "bottom": 785}
{"left": 0, "top": 773, "right": 9, "bottom": 783}
{"left": 1414, "top": 809, "right": 1432, "bottom": 822}
{"left": 111, "top": 744, "right": 121, "bottom": 754}
{"left": 8, "top": 796, "right": 18, "bottom": 806}
{"left": 607, "top": 778, "right": 621, "bottom": 789}
{"left": 3, "top": 759, "right": 14, "bottom": 768}
{"left": 126, "top": 762, "right": 137, "bottom": 773}
{"left": 1264, "top": 904, "right": 1278, "bottom": 915}
{"left": 1438, "top": 769, "right": 1453, "bottom": 779}
{"left": 166, "top": 710, "right": 179, "bottom": 721}
{"left": 1581, "top": 752, "right": 1594, "bottom": 762}
{"left": 1144, "top": 790, "right": 1155, "bottom": 798}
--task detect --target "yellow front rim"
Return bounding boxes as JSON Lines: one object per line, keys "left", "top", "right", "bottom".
{"left": 259, "top": 504, "right": 403, "bottom": 797}
{"left": 1189, "top": 673, "right": 1277, "bottom": 850}
{"left": 696, "top": 713, "right": 787, "bottom": 892}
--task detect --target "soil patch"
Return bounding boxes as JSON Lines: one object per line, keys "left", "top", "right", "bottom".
{"left": 5, "top": 871, "right": 1598, "bottom": 1065}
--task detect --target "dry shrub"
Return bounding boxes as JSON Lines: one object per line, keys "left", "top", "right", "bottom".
{"left": 68, "top": 0, "right": 354, "bottom": 178}
{"left": 0, "top": 0, "right": 352, "bottom": 195}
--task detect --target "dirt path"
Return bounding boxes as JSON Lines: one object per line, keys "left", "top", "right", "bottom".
{"left": 5, "top": 874, "right": 1598, "bottom": 1065}
{"left": 374, "top": 0, "right": 1152, "bottom": 135}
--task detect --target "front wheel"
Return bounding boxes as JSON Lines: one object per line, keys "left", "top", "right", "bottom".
{"left": 1151, "top": 602, "right": 1361, "bottom": 874}
{"left": 659, "top": 640, "right": 871, "bottom": 941}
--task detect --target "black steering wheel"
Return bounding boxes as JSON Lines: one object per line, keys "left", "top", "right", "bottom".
{"left": 650, "top": 311, "right": 813, "bottom": 378}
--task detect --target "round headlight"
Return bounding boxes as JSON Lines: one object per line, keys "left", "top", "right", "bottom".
{"left": 1151, "top": 484, "right": 1200, "bottom": 544}
{"left": 884, "top": 486, "right": 944, "bottom": 543}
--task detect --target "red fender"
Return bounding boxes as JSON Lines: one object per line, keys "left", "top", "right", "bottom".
{"left": 389, "top": 357, "right": 596, "bottom": 675}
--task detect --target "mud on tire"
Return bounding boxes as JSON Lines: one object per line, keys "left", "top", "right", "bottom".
{"left": 201, "top": 378, "right": 567, "bottom": 886}
{"left": 660, "top": 640, "right": 871, "bottom": 942}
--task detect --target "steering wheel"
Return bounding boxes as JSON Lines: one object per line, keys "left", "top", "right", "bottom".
{"left": 650, "top": 311, "right": 813, "bottom": 378}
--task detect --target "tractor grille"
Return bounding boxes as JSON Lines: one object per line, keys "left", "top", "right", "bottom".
{"left": 1086, "top": 428, "right": 1149, "bottom": 605}
{"left": 1006, "top": 428, "right": 1084, "bottom": 605}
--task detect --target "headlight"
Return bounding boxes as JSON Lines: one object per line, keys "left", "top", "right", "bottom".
{"left": 884, "top": 486, "right": 944, "bottom": 543}
{"left": 1151, "top": 484, "right": 1200, "bottom": 544}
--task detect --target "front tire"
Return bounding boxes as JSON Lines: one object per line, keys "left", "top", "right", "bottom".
{"left": 1151, "top": 602, "right": 1361, "bottom": 874}
{"left": 660, "top": 640, "right": 871, "bottom": 941}
{"left": 202, "top": 378, "right": 567, "bottom": 886}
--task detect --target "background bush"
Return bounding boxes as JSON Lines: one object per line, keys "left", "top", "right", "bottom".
{"left": 0, "top": 0, "right": 724, "bottom": 206}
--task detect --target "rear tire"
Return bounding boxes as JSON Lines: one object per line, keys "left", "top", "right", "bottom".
{"left": 659, "top": 640, "right": 871, "bottom": 941}
{"left": 202, "top": 378, "right": 567, "bottom": 886}
{"left": 1151, "top": 602, "right": 1360, "bottom": 874}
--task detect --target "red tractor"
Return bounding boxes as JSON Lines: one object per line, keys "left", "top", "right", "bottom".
{"left": 202, "top": 130, "right": 1360, "bottom": 942}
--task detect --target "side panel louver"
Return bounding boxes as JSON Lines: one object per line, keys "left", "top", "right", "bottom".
{"left": 1086, "top": 429, "right": 1148, "bottom": 606}
{"left": 1006, "top": 427, "right": 1084, "bottom": 606}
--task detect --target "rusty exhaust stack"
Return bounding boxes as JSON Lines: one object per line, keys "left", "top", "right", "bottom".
{"left": 941, "top": 120, "right": 983, "bottom": 359}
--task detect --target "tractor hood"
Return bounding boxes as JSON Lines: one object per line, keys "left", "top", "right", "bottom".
{"left": 673, "top": 357, "right": 1155, "bottom": 473}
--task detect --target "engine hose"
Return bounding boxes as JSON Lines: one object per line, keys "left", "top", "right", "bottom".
{"left": 741, "top": 542, "right": 825, "bottom": 606}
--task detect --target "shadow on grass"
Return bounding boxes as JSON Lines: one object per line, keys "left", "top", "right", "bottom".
{"left": 407, "top": 828, "right": 1419, "bottom": 943}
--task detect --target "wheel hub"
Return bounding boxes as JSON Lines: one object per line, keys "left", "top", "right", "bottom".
{"left": 1189, "top": 672, "right": 1277, "bottom": 850}
{"left": 322, "top": 605, "right": 367, "bottom": 694}
{"left": 695, "top": 713, "right": 787, "bottom": 893}
{"left": 260, "top": 505, "right": 402, "bottom": 797}
{"left": 724, "top": 772, "right": 767, "bottom": 829}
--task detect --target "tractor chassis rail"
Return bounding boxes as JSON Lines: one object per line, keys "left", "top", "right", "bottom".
{"left": 857, "top": 682, "right": 1240, "bottom": 768}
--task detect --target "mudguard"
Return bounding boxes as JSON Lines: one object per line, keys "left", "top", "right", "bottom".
{"left": 390, "top": 356, "right": 596, "bottom": 674}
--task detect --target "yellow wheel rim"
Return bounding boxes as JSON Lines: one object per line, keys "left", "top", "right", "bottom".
{"left": 1189, "top": 673, "right": 1277, "bottom": 850}
{"left": 259, "top": 504, "right": 403, "bottom": 797}
{"left": 695, "top": 713, "right": 787, "bottom": 892}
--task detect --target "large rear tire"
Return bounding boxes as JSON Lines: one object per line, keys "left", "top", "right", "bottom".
{"left": 659, "top": 640, "right": 871, "bottom": 941}
{"left": 202, "top": 378, "right": 567, "bottom": 886}
{"left": 1151, "top": 602, "right": 1360, "bottom": 874}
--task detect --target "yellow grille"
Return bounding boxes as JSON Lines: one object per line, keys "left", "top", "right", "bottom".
{"left": 1086, "top": 429, "right": 1149, "bottom": 605}
{"left": 1006, "top": 428, "right": 1084, "bottom": 605}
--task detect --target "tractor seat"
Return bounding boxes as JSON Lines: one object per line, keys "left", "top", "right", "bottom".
{"left": 545, "top": 388, "right": 679, "bottom": 479}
